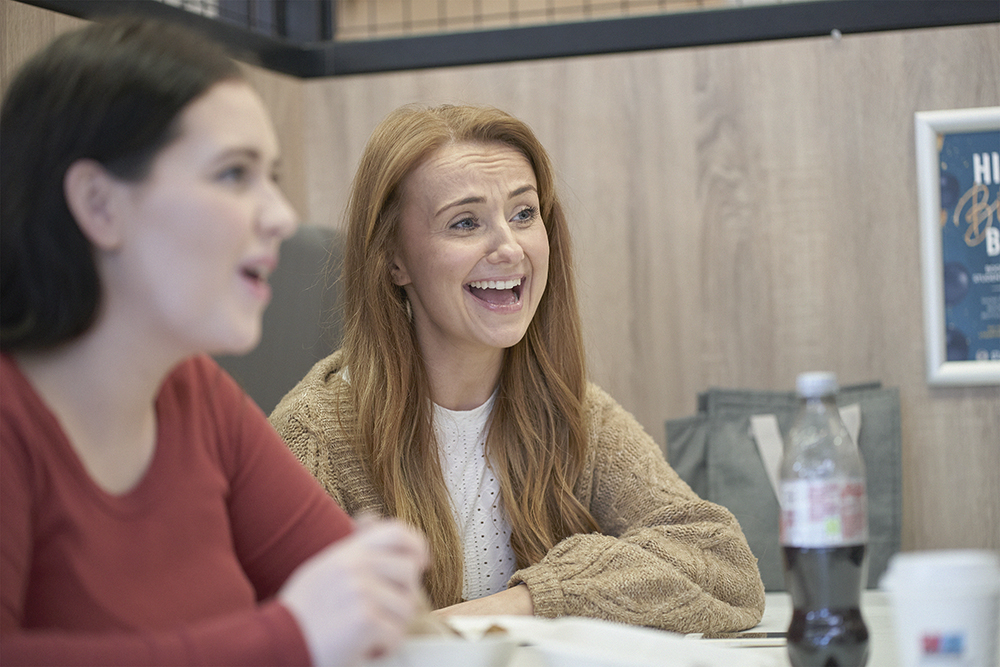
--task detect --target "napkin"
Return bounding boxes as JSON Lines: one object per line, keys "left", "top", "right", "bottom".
{"left": 445, "top": 615, "right": 783, "bottom": 667}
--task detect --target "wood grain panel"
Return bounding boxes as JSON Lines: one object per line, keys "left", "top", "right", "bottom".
{"left": 0, "top": 1, "right": 307, "bottom": 217}
{"left": 4, "top": 0, "right": 997, "bottom": 553}
{"left": 0, "top": 0, "right": 83, "bottom": 94}
{"left": 302, "top": 25, "right": 1000, "bottom": 552}
{"left": 239, "top": 66, "right": 307, "bottom": 218}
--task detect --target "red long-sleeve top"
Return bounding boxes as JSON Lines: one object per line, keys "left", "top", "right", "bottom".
{"left": 0, "top": 353, "right": 354, "bottom": 666}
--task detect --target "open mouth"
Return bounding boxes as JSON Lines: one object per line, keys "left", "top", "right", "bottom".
{"left": 466, "top": 277, "right": 523, "bottom": 306}
{"left": 240, "top": 261, "right": 276, "bottom": 302}
{"left": 241, "top": 267, "right": 266, "bottom": 285}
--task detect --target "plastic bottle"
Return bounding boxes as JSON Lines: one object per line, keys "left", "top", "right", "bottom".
{"left": 779, "top": 371, "right": 870, "bottom": 667}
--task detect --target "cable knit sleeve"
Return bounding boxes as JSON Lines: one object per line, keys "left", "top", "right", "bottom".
{"left": 509, "top": 384, "right": 765, "bottom": 633}
{"left": 271, "top": 358, "right": 764, "bottom": 634}
{"left": 269, "top": 351, "right": 388, "bottom": 518}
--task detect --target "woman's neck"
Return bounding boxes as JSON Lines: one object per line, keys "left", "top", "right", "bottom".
{"left": 14, "top": 321, "right": 183, "bottom": 495}
{"left": 422, "top": 347, "right": 504, "bottom": 411}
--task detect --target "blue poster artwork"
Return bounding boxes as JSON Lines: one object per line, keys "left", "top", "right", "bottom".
{"left": 938, "top": 129, "right": 1000, "bottom": 362}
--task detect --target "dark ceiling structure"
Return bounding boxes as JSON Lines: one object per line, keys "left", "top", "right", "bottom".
{"left": 22, "top": 0, "right": 1000, "bottom": 78}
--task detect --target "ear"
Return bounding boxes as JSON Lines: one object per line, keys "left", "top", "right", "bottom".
{"left": 389, "top": 254, "right": 411, "bottom": 287}
{"left": 63, "top": 159, "right": 126, "bottom": 250}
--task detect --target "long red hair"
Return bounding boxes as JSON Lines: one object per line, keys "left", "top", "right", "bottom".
{"left": 339, "top": 104, "right": 598, "bottom": 607}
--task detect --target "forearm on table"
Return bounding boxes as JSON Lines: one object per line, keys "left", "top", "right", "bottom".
{"left": 432, "top": 583, "right": 534, "bottom": 617}
{"left": 510, "top": 530, "right": 764, "bottom": 633}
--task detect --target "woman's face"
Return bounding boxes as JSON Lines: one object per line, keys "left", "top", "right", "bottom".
{"left": 106, "top": 80, "right": 297, "bottom": 356}
{"left": 391, "top": 141, "right": 549, "bottom": 365}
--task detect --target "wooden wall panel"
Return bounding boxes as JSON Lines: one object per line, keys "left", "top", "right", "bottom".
{"left": 239, "top": 66, "right": 307, "bottom": 218}
{"left": 302, "top": 25, "right": 1000, "bottom": 552}
{"left": 0, "top": 0, "right": 308, "bottom": 217}
{"left": 3, "top": 0, "right": 998, "bottom": 553}
{"left": 0, "top": 0, "right": 83, "bottom": 93}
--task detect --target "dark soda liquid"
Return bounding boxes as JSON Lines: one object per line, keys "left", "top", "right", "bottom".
{"left": 782, "top": 544, "right": 869, "bottom": 667}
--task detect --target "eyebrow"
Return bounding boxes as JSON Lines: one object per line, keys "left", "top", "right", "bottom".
{"left": 217, "top": 147, "right": 260, "bottom": 162}
{"left": 215, "top": 147, "right": 282, "bottom": 168}
{"left": 435, "top": 184, "right": 538, "bottom": 217}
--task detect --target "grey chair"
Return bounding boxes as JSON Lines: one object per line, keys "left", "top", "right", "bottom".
{"left": 215, "top": 225, "right": 343, "bottom": 416}
{"left": 665, "top": 383, "right": 902, "bottom": 591}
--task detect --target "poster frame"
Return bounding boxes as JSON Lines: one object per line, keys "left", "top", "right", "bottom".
{"left": 915, "top": 106, "right": 1000, "bottom": 386}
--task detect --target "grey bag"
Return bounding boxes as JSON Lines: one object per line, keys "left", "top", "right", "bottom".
{"left": 665, "top": 383, "right": 901, "bottom": 591}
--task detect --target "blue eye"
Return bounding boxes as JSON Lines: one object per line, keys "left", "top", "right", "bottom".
{"left": 219, "top": 164, "right": 249, "bottom": 183}
{"left": 513, "top": 206, "right": 537, "bottom": 223}
{"left": 451, "top": 217, "right": 478, "bottom": 230}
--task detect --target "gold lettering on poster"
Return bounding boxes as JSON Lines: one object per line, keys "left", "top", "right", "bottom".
{"left": 951, "top": 184, "right": 998, "bottom": 247}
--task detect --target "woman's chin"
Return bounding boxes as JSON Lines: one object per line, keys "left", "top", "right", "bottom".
{"left": 482, "top": 330, "right": 529, "bottom": 352}
{"left": 207, "top": 324, "right": 262, "bottom": 358}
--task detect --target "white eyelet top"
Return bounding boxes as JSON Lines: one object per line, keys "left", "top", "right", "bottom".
{"left": 434, "top": 392, "right": 517, "bottom": 601}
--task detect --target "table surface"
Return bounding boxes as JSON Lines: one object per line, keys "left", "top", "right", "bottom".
{"left": 436, "top": 591, "right": 900, "bottom": 667}
{"left": 417, "top": 589, "right": 1000, "bottom": 667}
{"left": 753, "top": 590, "right": 898, "bottom": 666}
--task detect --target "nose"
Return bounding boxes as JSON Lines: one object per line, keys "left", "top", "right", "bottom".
{"left": 487, "top": 220, "right": 525, "bottom": 265}
{"left": 258, "top": 180, "right": 299, "bottom": 241}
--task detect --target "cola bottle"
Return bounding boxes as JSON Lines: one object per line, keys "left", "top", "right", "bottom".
{"left": 779, "top": 372, "right": 870, "bottom": 667}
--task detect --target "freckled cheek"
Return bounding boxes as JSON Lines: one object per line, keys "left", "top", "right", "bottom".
{"left": 533, "top": 271, "right": 549, "bottom": 304}
{"left": 530, "top": 236, "right": 550, "bottom": 294}
{"left": 447, "top": 250, "right": 481, "bottom": 289}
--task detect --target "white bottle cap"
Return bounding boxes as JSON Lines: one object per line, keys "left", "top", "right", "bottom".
{"left": 796, "top": 371, "right": 838, "bottom": 398}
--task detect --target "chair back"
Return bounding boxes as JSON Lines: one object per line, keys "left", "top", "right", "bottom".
{"left": 215, "top": 225, "right": 343, "bottom": 415}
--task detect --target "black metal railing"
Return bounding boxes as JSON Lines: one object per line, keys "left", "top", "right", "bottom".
{"left": 19, "top": 0, "right": 1000, "bottom": 77}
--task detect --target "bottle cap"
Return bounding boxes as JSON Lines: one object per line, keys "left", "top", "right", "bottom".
{"left": 796, "top": 371, "right": 838, "bottom": 398}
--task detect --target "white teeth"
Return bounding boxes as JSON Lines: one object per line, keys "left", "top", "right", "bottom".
{"left": 468, "top": 278, "right": 522, "bottom": 290}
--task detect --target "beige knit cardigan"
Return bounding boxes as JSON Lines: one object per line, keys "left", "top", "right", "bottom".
{"left": 270, "top": 350, "right": 766, "bottom": 633}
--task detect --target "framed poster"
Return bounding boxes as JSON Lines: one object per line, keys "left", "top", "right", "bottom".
{"left": 915, "top": 107, "right": 1000, "bottom": 386}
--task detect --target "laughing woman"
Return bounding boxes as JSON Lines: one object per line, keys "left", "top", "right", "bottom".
{"left": 270, "top": 104, "right": 765, "bottom": 632}
{"left": 0, "top": 18, "right": 428, "bottom": 666}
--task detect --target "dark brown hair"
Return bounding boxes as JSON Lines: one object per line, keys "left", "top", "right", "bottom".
{"left": 1, "top": 16, "right": 243, "bottom": 351}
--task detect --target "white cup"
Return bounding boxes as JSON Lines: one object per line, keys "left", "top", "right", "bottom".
{"left": 880, "top": 549, "right": 1000, "bottom": 667}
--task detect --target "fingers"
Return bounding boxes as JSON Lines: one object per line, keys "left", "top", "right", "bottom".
{"left": 349, "top": 519, "right": 429, "bottom": 587}
{"left": 279, "top": 518, "right": 430, "bottom": 666}
{"left": 354, "top": 515, "right": 429, "bottom": 561}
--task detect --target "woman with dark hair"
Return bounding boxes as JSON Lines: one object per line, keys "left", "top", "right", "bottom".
{"left": 270, "top": 104, "right": 766, "bottom": 632}
{"left": 1, "top": 17, "right": 428, "bottom": 666}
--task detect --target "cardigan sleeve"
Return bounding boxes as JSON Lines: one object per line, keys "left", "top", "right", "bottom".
{"left": 509, "top": 384, "right": 766, "bottom": 634}
{"left": 270, "top": 356, "right": 764, "bottom": 633}
{"left": 269, "top": 352, "right": 389, "bottom": 519}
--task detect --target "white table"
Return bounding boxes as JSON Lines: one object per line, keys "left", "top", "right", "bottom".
{"left": 753, "top": 590, "right": 899, "bottom": 666}
{"left": 381, "top": 592, "right": 902, "bottom": 667}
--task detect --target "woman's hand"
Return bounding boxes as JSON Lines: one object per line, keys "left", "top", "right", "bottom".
{"left": 279, "top": 518, "right": 429, "bottom": 667}
{"left": 432, "top": 584, "right": 534, "bottom": 618}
